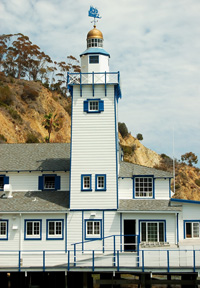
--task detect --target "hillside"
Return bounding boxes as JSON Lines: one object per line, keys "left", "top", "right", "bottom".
{"left": 0, "top": 74, "right": 71, "bottom": 143}
{"left": 1, "top": 75, "right": 200, "bottom": 200}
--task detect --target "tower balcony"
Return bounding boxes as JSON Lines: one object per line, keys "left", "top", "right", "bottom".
{"left": 67, "top": 71, "right": 122, "bottom": 98}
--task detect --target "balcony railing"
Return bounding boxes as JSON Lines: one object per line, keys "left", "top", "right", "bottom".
{"left": 67, "top": 72, "right": 120, "bottom": 85}
{"left": 67, "top": 72, "right": 122, "bottom": 98}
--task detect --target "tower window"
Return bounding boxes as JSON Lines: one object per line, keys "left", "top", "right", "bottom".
{"left": 89, "top": 55, "right": 99, "bottom": 64}
{"left": 87, "top": 38, "right": 103, "bottom": 48}
{"left": 89, "top": 100, "right": 99, "bottom": 111}
{"left": 83, "top": 99, "right": 104, "bottom": 113}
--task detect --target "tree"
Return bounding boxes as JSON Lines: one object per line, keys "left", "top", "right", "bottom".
{"left": 136, "top": 133, "right": 143, "bottom": 141}
{"left": 42, "top": 113, "right": 59, "bottom": 143}
{"left": 181, "top": 152, "right": 198, "bottom": 167}
{"left": 118, "top": 122, "right": 129, "bottom": 138}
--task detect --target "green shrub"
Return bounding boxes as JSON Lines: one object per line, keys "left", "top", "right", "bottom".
{"left": 121, "top": 145, "right": 132, "bottom": 155}
{"left": 0, "top": 85, "right": 13, "bottom": 106}
{"left": 65, "top": 104, "right": 72, "bottom": 116}
{"left": 136, "top": 133, "right": 143, "bottom": 141}
{"left": 118, "top": 122, "right": 128, "bottom": 138}
{"left": 195, "top": 179, "right": 200, "bottom": 187}
{"left": 8, "top": 108, "right": 23, "bottom": 123}
{"left": 26, "top": 133, "right": 40, "bottom": 143}
{"left": 21, "top": 85, "right": 39, "bottom": 102}
{"left": 175, "top": 184, "right": 181, "bottom": 190}
{"left": 0, "top": 134, "right": 7, "bottom": 143}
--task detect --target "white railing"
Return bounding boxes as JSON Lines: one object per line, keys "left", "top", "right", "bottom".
{"left": 67, "top": 72, "right": 120, "bottom": 85}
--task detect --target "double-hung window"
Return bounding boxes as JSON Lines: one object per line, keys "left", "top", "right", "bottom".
{"left": 25, "top": 220, "right": 42, "bottom": 240}
{"left": 95, "top": 174, "right": 106, "bottom": 191}
{"left": 81, "top": 175, "right": 92, "bottom": 191}
{"left": 46, "top": 220, "right": 64, "bottom": 240}
{"left": 83, "top": 99, "right": 104, "bottom": 113}
{"left": 134, "top": 177, "right": 153, "bottom": 198}
{"left": 0, "top": 220, "right": 8, "bottom": 240}
{"left": 185, "top": 221, "right": 200, "bottom": 239}
{"left": 85, "top": 220, "right": 102, "bottom": 240}
{"left": 140, "top": 221, "right": 165, "bottom": 242}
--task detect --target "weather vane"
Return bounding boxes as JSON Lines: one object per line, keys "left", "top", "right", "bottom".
{"left": 88, "top": 6, "right": 101, "bottom": 26}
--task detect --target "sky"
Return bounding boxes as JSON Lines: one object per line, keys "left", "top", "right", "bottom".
{"left": 0, "top": 0, "right": 200, "bottom": 166}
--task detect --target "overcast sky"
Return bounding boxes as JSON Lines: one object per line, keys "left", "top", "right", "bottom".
{"left": 1, "top": 0, "right": 200, "bottom": 166}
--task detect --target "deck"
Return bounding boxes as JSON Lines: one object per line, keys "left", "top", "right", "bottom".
{"left": 1, "top": 246, "right": 200, "bottom": 273}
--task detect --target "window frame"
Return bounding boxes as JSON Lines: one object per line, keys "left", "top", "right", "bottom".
{"left": 46, "top": 219, "right": 64, "bottom": 240}
{"left": 0, "top": 175, "right": 9, "bottom": 191}
{"left": 81, "top": 174, "right": 92, "bottom": 192}
{"left": 85, "top": 219, "right": 102, "bottom": 240}
{"left": 0, "top": 220, "right": 8, "bottom": 240}
{"left": 83, "top": 99, "right": 104, "bottom": 114}
{"left": 38, "top": 174, "right": 60, "bottom": 191}
{"left": 133, "top": 175, "right": 154, "bottom": 199}
{"left": 139, "top": 220, "right": 166, "bottom": 243}
{"left": 89, "top": 55, "right": 99, "bottom": 64}
{"left": 184, "top": 220, "right": 200, "bottom": 239}
{"left": 24, "top": 220, "right": 42, "bottom": 240}
{"left": 95, "top": 174, "right": 106, "bottom": 191}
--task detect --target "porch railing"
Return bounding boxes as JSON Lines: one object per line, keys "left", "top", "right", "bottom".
{"left": 0, "top": 249, "right": 200, "bottom": 272}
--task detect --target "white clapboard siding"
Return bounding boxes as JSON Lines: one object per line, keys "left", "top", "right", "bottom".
{"left": 70, "top": 85, "right": 118, "bottom": 209}
{"left": 67, "top": 212, "right": 83, "bottom": 250}
{"left": 155, "top": 179, "right": 170, "bottom": 199}
{"left": 118, "top": 178, "right": 132, "bottom": 199}
{"left": 7, "top": 171, "right": 69, "bottom": 191}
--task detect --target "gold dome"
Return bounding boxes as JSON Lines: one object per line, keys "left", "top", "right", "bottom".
{"left": 87, "top": 25, "right": 103, "bottom": 40}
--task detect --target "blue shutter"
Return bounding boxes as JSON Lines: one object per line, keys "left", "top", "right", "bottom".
{"left": 83, "top": 100, "right": 88, "bottom": 112}
{"left": 38, "top": 176, "right": 43, "bottom": 190}
{"left": 55, "top": 176, "right": 61, "bottom": 190}
{"left": 99, "top": 100, "right": 104, "bottom": 112}
{"left": 4, "top": 176, "right": 9, "bottom": 185}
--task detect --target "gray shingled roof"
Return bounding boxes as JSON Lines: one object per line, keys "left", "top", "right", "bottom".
{"left": 119, "top": 161, "right": 172, "bottom": 178}
{"left": 0, "top": 143, "right": 70, "bottom": 172}
{"left": 118, "top": 199, "right": 182, "bottom": 212}
{"left": 0, "top": 191, "right": 69, "bottom": 212}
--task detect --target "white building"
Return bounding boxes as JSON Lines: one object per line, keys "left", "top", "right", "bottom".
{"left": 0, "top": 24, "right": 200, "bottom": 278}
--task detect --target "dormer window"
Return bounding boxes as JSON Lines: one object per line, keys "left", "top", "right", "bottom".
{"left": 0, "top": 175, "right": 9, "bottom": 191}
{"left": 134, "top": 176, "right": 154, "bottom": 198}
{"left": 0, "top": 177, "right": 3, "bottom": 190}
{"left": 89, "top": 55, "right": 99, "bottom": 64}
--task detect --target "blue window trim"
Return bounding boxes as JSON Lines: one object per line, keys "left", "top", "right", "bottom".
{"left": 183, "top": 220, "right": 200, "bottom": 239}
{"left": 85, "top": 219, "right": 102, "bottom": 240}
{"left": 83, "top": 99, "right": 104, "bottom": 113}
{"left": 133, "top": 175, "right": 155, "bottom": 199}
{"left": 24, "top": 219, "right": 42, "bottom": 240}
{"left": 95, "top": 174, "right": 106, "bottom": 191}
{"left": 81, "top": 174, "right": 92, "bottom": 191}
{"left": 0, "top": 175, "right": 9, "bottom": 191}
{"left": 46, "top": 219, "right": 64, "bottom": 240}
{"left": 89, "top": 55, "right": 99, "bottom": 64}
{"left": 0, "top": 220, "right": 9, "bottom": 241}
{"left": 38, "top": 174, "right": 60, "bottom": 191}
{"left": 138, "top": 219, "right": 166, "bottom": 243}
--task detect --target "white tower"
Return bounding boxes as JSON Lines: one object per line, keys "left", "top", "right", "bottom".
{"left": 68, "top": 22, "right": 121, "bottom": 210}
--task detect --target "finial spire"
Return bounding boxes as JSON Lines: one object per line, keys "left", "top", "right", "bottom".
{"left": 88, "top": 6, "right": 101, "bottom": 27}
